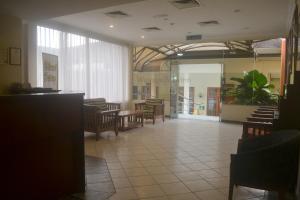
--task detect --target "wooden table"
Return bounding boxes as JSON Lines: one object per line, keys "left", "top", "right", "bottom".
{"left": 118, "top": 110, "right": 144, "bottom": 131}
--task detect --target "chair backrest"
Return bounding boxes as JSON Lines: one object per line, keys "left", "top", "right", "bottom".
{"left": 146, "top": 98, "right": 164, "bottom": 105}
{"left": 242, "top": 121, "right": 273, "bottom": 139}
{"left": 84, "top": 98, "right": 107, "bottom": 111}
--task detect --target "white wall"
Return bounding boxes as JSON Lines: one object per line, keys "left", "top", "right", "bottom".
{"left": 221, "top": 104, "right": 259, "bottom": 122}
{"left": 0, "top": 15, "right": 23, "bottom": 94}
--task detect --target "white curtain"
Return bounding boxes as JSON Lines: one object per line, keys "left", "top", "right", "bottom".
{"left": 36, "top": 26, "right": 129, "bottom": 102}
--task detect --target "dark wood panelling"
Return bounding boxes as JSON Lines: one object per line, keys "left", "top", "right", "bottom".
{"left": 0, "top": 92, "right": 85, "bottom": 200}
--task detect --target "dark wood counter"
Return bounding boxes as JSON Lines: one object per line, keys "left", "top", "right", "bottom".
{"left": 0, "top": 92, "right": 85, "bottom": 200}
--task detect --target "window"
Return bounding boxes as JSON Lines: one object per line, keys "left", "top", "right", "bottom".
{"left": 37, "top": 26, "right": 129, "bottom": 102}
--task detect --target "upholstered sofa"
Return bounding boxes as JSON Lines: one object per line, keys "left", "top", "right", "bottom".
{"left": 83, "top": 98, "right": 120, "bottom": 140}
{"left": 229, "top": 130, "right": 300, "bottom": 200}
{"left": 135, "top": 98, "right": 165, "bottom": 124}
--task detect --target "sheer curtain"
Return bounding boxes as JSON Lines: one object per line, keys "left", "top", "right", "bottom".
{"left": 36, "top": 26, "right": 129, "bottom": 102}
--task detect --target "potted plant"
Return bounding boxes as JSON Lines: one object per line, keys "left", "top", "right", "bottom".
{"left": 230, "top": 70, "right": 277, "bottom": 105}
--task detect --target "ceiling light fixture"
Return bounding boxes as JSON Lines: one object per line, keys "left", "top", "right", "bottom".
{"left": 141, "top": 35, "right": 145, "bottom": 39}
{"left": 177, "top": 52, "right": 183, "bottom": 56}
{"left": 109, "top": 25, "right": 114, "bottom": 28}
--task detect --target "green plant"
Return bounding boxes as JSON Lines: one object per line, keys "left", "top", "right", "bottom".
{"left": 230, "top": 70, "right": 277, "bottom": 105}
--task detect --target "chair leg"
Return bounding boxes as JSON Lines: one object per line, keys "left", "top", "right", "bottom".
{"left": 153, "top": 116, "right": 155, "bottom": 125}
{"left": 163, "top": 115, "right": 165, "bottom": 122}
{"left": 115, "top": 127, "right": 119, "bottom": 136}
{"left": 228, "top": 181, "right": 234, "bottom": 200}
{"left": 96, "top": 132, "right": 99, "bottom": 141}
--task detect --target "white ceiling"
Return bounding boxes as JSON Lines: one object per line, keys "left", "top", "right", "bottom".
{"left": 53, "top": 0, "right": 294, "bottom": 46}
{"left": 0, "top": 0, "right": 144, "bottom": 21}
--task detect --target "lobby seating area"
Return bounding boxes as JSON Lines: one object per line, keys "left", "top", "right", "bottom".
{"left": 2, "top": 1, "right": 300, "bottom": 200}
{"left": 135, "top": 98, "right": 165, "bottom": 125}
{"left": 84, "top": 98, "right": 121, "bottom": 140}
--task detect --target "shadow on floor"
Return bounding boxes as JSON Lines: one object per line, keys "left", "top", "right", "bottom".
{"left": 61, "top": 156, "right": 116, "bottom": 200}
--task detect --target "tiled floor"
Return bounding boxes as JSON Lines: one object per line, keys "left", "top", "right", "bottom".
{"left": 84, "top": 119, "right": 267, "bottom": 200}
{"left": 61, "top": 156, "right": 116, "bottom": 200}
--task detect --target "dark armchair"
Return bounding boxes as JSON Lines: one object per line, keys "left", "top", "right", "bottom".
{"left": 135, "top": 98, "right": 165, "bottom": 124}
{"left": 229, "top": 130, "right": 300, "bottom": 200}
{"left": 84, "top": 98, "right": 120, "bottom": 140}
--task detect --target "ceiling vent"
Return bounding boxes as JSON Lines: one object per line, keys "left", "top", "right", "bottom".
{"left": 105, "top": 11, "right": 130, "bottom": 18}
{"left": 198, "top": 20, "right": 220, "bottom": 26}
{"left": 170, "top": 0, "right": 201, "bottom": 9}
{"left": 142, "top": 27, "right": 162, "bottom": 32}
{"left": 186, "top": 34, "right": 202, "bottom": 41}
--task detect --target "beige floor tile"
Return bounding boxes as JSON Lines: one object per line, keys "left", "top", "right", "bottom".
{"left": 195, "top": 190, "right": 227, "bottom": 200}
{"left": 166, "top": 164, "right": 190, "bottom": 173}
{"left": 121, "top": 161, "right": 143, "bottom": 169}
{"left": 214, "top": 167, "right": 230, "bottom": 177}
{"left": 112, "top": 177, "right": 132, "bottom": 189}
{"left": 140, "top": 197, "right": 168, "bottom": 200}
{"left": 183, "top": 179, "right": 215, "bottom": 192}
{"left": 146, "top": 166, "right": 171, "bottom": 175}
{"left": 160, "top": 159, "right": 182, "bottom": 166}
{"left": 134, "top": 185, "right": 165, "bottom": 199}
{"left": 218, "top": 188, "right": 229, "bottom": 196}
{"left": 205, "top": 177, "right": 229, "bottom": 189}
{"left": 129, "top": 176, "right": 157, "bottom": 187}
{"left": 140, "top": 159, "right": 163, "bottom": 167}
{"left": 174, "top": 172, "right": 203, "bottom": 182}
{"left": 205, "top": 161, "right": 230, "bottom": 169}
{"left": 85, "top": 119, "right": 249, "bottom": 199}
{"left": 109, "top": 169, "right": 128, "bottom": 178}
{"left": 167, "top": 193, "right": 199, "bottom": 200}
{"left": 107, "top": 163, "right": 123, "bottom": 170}
{"left": 152, "top": 174, "right": 180, "bottom": 184}
{"left": 185, "top": 163, "right": 210, "bottom": 171}
{"left": 195, "top": 169, "right": 223, "bottom": 178}
{"left": 160, "top": 182, "right": 190, "bottom": 195}
{"left": 109, "top": 187, "right": 138, "bottom": 200}
{"left": 125, "top": 167, "right": 149, "bottom": 177}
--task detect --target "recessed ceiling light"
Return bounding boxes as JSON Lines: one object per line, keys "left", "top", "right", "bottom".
{"left": 141, "top": 35, "right": 145, "bottom": 39}
{"left": 109, "top": 25, "right": 114, "bottom": 28}
{"left": 177, "top": 52, "right": 183, "bottom": 56}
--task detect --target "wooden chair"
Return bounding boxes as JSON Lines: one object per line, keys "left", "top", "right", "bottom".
{"left": 257, "top": 108, "right": 278, "bottom": 112}
{"left": 259, "top": 106, "right": 278, "bottom": 110}
{"left": 229, "top": 130, "right": 300, "bottom": 200}
{"left": 251, "top": 113, "right": 274, "bottom": 118}
{"left": 135, "top": 98, "right": 165, "bottom": 124}
{"left": 247, "top": 117, "right": 273, "bottom": 123}
{"left": 242, "top": 121, "right": 273, "bottom": 139}
{"left": 84, "top": 98, "right": 120, "bottom": 140}
{"left": 254, "top": 110, "right": 274, "bottom": 115}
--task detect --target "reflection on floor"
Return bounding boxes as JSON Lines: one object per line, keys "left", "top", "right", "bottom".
{"left": 62, "top": 156, "right": 116, "bottom": 200}
{"left": 84, "top": 119, "right": 269, "bottom": 200}
{"left": 178, "top": 114, "right": 220, "bottom": 121}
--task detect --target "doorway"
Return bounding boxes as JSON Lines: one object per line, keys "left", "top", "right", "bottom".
{"left": 176, "top": 64, "right": 222, "bottom": 121}
{"left": 207, "top": 87, "right": 221, "bottom": 116}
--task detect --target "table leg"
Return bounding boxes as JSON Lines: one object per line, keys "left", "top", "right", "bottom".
{"left": 121, "top": 117, "right": 124, "bottom": 131}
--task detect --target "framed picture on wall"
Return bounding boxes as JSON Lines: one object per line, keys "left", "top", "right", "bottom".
{"left": 9, "top": 47, "right": 21, "bottom": 65}
{"left": 42, "top": 53, "right": 59, "bottom": 90}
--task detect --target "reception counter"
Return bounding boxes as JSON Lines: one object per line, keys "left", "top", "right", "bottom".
{"left": 0, "top": 92, "right": 85, "bottom": 200}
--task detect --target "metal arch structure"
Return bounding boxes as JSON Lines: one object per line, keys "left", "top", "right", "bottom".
{"left": 133, "top": 40, "right": 259, "bottom": 71}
